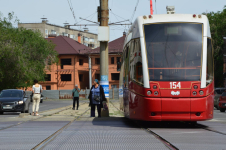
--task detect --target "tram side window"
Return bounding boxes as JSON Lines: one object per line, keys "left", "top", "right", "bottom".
{"left": 130, "top": 40, "right": 135, "bottom": 80}
{"left": 207, "top": 38, "right": 214, "bottom": 85}
{"left": 131, "top": 39, "right": 143, "bottom": 84}
{"left": 123, "top": 45, "right": 130, "bottom": 88}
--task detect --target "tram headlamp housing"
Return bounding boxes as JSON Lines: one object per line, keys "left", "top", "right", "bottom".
{"left": 143, "top": 16, "right": 147, "bottom": 19}
{"left": 193, "top": 85, "right": 198, "bottom": 89}
{"left": 147, "top": 91, "right": 152, "bottom": 95}
{"left": 198, "top": 14, "right": 202, "bottom": 18}
{"left": 153, "top": 85, "right": 157, "bottom": 89}
{"left": 154, "top": 91, "right": 158, "bottom": 96}
{"left": 192, "top": 91, "right": 197, "bottom": 96}
{"left": 199, "top": 90, "right": 204, "bottom": 95}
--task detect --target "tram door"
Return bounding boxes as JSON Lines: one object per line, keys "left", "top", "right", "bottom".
{"left": 123, "top": 44, "right": 130, "bottom": 117}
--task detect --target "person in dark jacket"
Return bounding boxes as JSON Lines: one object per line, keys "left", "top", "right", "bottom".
{"left": 88, "top": 79, "right": 106, "bottom": 117}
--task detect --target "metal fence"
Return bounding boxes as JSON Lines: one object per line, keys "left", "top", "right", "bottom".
{"left": 25, "top": 88, "right": 118, "bottom": 100}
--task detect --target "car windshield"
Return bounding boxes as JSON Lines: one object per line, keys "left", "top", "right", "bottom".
{"left": 0, "top": 91, "right": 22, "bottom": 97}
{"left": 222, "top": 92, "right": 226, "bottom": 96}
{"left": 215, "top": 89, "right": 226, "bottom": 94}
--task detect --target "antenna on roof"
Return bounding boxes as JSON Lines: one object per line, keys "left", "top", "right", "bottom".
{"left": 41, "top": 16, "right": 48, "bottom": 23}
{"left": 83, "top": 27, "right": 89, "bottom": 32}
{"left": 64, "top": 21, "right": 69, "bottom": 28}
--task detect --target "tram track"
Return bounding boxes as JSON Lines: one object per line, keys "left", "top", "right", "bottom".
{"left": 190, "top": 122, "right": 226, "bottom": 136}
{"left": 32, "top": 106, "right": 90, "bottom": 150}
{"left": 0, "top": 102, "right": 87, "bottom": 131}
{"left": 109, "top": 101, "right": 179, "bottom": 150}
{"left": 111, "top": 100, "right": 226, "bottom": 149}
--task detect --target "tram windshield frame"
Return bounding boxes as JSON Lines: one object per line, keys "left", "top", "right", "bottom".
{"left": 144, "top": 23, "right": 203, "bottom": 81}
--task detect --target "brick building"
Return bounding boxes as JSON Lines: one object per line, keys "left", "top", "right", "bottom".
{"left": 40, "top": 33, "right": 125, "bottom": 90}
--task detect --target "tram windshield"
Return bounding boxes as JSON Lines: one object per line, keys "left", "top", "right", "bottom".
{"left": 144, "top": 23, "right": 202, "bottom": 81}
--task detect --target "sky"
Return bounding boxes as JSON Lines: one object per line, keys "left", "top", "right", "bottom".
{"left": 0, "top": 0, "right": 225, "bottom": 41}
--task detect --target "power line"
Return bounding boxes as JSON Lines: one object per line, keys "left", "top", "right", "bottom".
{"left": 67, "top": 0, "right": 77, "bottom": 23}
{"left": 130, "top": 0, "right": 140, "bottom": 23}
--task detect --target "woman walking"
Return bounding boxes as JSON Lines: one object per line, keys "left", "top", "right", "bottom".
{"left": 32, "top": 79, "right": 42, "bottom": 116}
{"left": 88, "top": 79, "right": 106, "bottom": 117}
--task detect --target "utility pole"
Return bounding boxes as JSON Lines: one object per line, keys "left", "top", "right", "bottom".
{"left": 99, "top": 0, "right": 109, "bottom": 117}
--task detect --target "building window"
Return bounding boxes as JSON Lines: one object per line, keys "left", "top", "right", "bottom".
{"left": 45, "top": 29, "right": 48, "bottom": 34}
{"left": 111, "top": 73, "right": 120, "bottom": 80}
{"left": 46, "top": 85, "right": 51, "bottom": 90}
{"left": 70, "top": 34, "right": 75, "bottom": 39}
{"left": 83, "top": 37, "right": 89, "bottom": 42}
{"left": 61, "top": 58, "right": 71, "bottom": 69}
{"left": 62, "top": 32, "right": 68, "bottom": 37}
{"left": 51, "top": 30, "right": 56, "bottom": 34}
{"left": 88, "top": 44, "right": 94, "bottom": 48}
{"left": 95, "top": 74, "right": 100, "bottom": 80}
{"left": 95, "top": 58, "right": 100, "bottom": 64}
{"left": 79, "top": 59, "right": 83, "bottom": 65}
{"left": 79, "top": 74, "right": 83, "bottom": 82}
{"left": 111, "top": 57, "right": 114, "bottom": 64}
{"left": 89, "top": 38, "right": 94, "bottom": 42}
{"left": 45, "top": 74, "right": 51, "bottom": 81}
{"left": 111, "top": 84, "right": 117, "bottom": 88}
{"left": 117, "top": 57, "right": 121, "bottom": 71}
{"left": 61, "top": 74, "right": 71, "bottom": 81}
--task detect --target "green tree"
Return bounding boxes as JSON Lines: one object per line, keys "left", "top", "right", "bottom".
{"left": 205, "top": 6, "right": 226, "bottom": 87}
{"left": 0, "top": 12, "right": 58, "bottom": 90}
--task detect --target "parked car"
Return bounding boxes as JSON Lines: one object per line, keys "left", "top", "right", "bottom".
{"left": 214, "top": 88, "right": 226, "bottom": 109}
{"left": 218, "top": 92, "right": 226, "bottom": 112}
{"left": 30, "top": 93, "right": 43, "bottom": 103}
{"left": 0, "top": 89, "right": 30, "bottom": 114}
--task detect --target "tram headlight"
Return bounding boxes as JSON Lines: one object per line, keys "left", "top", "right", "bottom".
{"left": 143, "top": 15, "right": 147, "bottom": 19}
{"left": 198, "top": 14, "right": 202, "bottom": 18}
{"left": 193, "top": 85, "right": 198, "bottom": 89}
{"left": 147, "top": 91, "right": 152, "bottom": 95}
{"left": 199, "top": 90, "right": 204, "bottom": 95}
{"left": 153, "top": 85, "right": 157, "bottom": 89}
{"left": 192, "top": 91, "right": 197, "bottom": 96}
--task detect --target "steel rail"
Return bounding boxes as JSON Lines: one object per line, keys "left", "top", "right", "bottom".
{"left": 183, "top": 122, "right": 226, "bottom": 136}
{"left": 0, "top": 102, "right": 87, "bottom": 131}
{"left": 32, "top": 107, "right": 90, "bottom": 150}
{"left": 110, "top": 101, "right": 179, "bottom": 150}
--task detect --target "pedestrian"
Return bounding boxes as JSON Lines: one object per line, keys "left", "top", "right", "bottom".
{"left": 88, "top": 79, "right": 106, "bottom": 117}
{"left": 72, "top": 85, "right": 80, "bottom": 110}
{"left": 32, "top": 79, "right": 42, "bottom": 116}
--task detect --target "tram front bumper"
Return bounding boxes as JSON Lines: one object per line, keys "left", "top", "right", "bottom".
{"left": 140, "top": 96, "right": 213, "bottom": 121}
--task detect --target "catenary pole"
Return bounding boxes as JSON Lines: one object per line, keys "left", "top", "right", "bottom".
{"left": 100, "top": 0, "right": 109, "bottom": 117}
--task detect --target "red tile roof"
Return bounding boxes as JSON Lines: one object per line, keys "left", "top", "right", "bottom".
{"left": 91, "top": 36, "right": 125, "bottom": 54}
{"left": 46, "top": 36, "right": 91, "bottom": 55}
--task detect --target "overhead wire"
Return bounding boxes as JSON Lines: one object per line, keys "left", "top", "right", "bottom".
{"left": 67, "top": 0, "right": 77, "bottom": 23}
{"left": 130, "top": 0, "right": 140, "bottom": 23}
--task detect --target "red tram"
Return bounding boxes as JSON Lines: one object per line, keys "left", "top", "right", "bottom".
{"left": 119, "top": 14, "right": 214, "bottom": 121}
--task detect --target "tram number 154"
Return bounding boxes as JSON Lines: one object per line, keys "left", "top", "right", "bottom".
{"left": 170, "top": 82, "right": 181, "bottom": 89}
